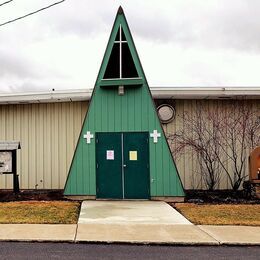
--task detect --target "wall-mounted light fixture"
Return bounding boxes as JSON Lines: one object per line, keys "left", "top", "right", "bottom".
{"left": 118, "top": 86, "right": 124, "bottom": 95}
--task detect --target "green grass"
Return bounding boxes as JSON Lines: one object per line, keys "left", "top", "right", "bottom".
{"left": 175, "top": 203, "right": 260, "bottom": 226}
{"left": 0, "top": 201, "right": 81, "bottom": 224}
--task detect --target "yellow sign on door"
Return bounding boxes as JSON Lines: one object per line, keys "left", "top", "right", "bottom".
{"left": 129, "top": 151, "right": 137, "bottom": 161}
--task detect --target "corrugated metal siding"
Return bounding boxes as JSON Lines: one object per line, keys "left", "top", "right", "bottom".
{"left": 163, "top": 99, "right": 260, "bottom": 190}
{"left": 0, "top": 99, "right": 259, "bottom": 190}
{"left": 0, "top": 102, "right": 87, "bottom": 189}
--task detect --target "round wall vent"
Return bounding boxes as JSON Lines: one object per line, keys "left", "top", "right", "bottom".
{"left": 157, "top": 104, "right": 175, "bottom": 124}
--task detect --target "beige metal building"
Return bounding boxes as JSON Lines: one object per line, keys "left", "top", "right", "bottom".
{"left": 0, "top": 87, "right": 259, "bottom": 190}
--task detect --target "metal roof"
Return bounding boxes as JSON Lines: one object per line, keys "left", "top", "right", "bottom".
{"left": 0, "top": 141, "right": 21, "bottom": 150}
{"left": 0, "top": 87, "right": 259, "bottom": 104}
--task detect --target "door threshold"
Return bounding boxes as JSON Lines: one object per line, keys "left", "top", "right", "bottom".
{"left": 96, "top": 199, "right": 150, "bottom": 201}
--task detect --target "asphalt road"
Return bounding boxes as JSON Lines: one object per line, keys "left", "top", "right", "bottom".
{"left": 0, "top": 242, "right": 259, "bottom": 260}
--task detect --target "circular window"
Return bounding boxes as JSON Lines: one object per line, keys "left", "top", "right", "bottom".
{"left": 157, "top": 104, "right": 175, "bottom": 124}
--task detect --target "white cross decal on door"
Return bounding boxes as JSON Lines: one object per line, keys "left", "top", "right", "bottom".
{"left": 150, "top": 130, "right": 161, "bottom": 143}
{"left": 83, "top": 131, "right": 94, "bottom": 144}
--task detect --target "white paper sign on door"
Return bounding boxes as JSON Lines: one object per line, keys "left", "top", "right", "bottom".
{"left": 106, "top": 150, "right": 114, "bottom": 160}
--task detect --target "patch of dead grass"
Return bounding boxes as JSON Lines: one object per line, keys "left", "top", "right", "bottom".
{"left": 175, "top": 203, "right": 260, "bottom": 226}
{"left": 0, "top": 201, "right": 80, "bottom": 224}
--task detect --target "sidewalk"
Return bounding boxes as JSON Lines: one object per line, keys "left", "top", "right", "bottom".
{"left": 0, "top": 224, "right": 76, "bottom": 242}
{"left": 0, "top": 201, "right": 259, "bottom": 245}
{"left": 0, "top": 223, "right": 259, "bottom": 245}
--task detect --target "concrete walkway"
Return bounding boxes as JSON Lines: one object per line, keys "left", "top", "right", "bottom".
{"left": 0, "top": 201, "right": 259, "bottom": 245}
{"left": 77, "top": 201, "right": 217, "bottom": 244}
{"left": 78, "top": 201, "right": 192, "bottom": 224}
{"left": 75, "top": 201, "right": 260, "bottom": 245}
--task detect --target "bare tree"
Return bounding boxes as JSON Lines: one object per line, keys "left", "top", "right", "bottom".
{"left": 215, "top": 101, "right": 260, "bottom": 190}
{"left": 169, "top": 100, "right": 259, "bottom": 191}
{"left": 168, "top": 102, "right": 222, "bottom": 190}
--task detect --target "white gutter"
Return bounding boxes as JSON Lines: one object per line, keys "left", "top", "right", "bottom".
{"left": 0, "top": 89, "right": 92, "bottom": 104}
{"left": 151, "top": 87, "right": 260, "bottom": 99}
{"left": 0, "top": 87, "right": 259, "bottom": 104}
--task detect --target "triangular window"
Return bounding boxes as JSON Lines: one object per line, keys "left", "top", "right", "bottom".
{"left": 103, "top": 25, "right": 138, "bottom": 79}
{"left": 121, "top": 29, "right": 126, "bottom": 41}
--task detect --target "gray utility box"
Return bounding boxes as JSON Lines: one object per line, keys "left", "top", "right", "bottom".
{"left": 0, "top": 141, "right": 21, "bottom": 193}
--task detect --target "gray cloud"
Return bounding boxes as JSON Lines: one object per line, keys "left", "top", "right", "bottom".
{"left": 6, "top": 0, "right": 260, "bottom": 52}
{"left": 1, "top": 0, "right": 260, "bottom": 93}
{"left": 0, "top": 49, "right": 34, "bottom": 78}
{"left": 122, "top": 0, "right": 260, "bottom": 52}
{"left": 207, "top": 2, "right": 260, "bottom": 51}
{"left": 0, "top": 47, "right": 68, "bottom": 78}
{"left": 2, "top": 0, "right": 260, "bottom": 51}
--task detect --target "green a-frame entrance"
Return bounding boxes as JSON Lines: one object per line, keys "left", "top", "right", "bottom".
{"left": 96, "top": 132, "right": 149, "bottom": 199}
{"left": 64, "top": 7, "right": 185, "bottom": 201}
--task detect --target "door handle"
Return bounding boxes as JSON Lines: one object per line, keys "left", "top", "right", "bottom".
{"left": 123, "top": 164, "right": 126, "bottom": 168}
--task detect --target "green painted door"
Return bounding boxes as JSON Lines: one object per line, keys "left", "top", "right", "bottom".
{"left": 96, "top": 132, "right": 150, "bottom": 199}
{"left": 123, "top": 132, "right": 150, "bottom": 199}
{"left": 96, "top": 133, "right": 123, "bottom": 199}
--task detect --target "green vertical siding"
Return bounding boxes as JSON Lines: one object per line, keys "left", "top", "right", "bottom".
{"left": 64, "top": 8, "right": 184, "bottom": 197}
{"left": 64, "top": 86, "right": 184, "bottom": 196}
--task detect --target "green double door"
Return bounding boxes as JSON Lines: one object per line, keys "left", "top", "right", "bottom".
{"left": 96, "top": 132, "right": 150, "bottom": 199}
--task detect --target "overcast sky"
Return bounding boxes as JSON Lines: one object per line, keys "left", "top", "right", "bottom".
{"left": 0, "top": 0, "right": 260, "bottom": 93}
